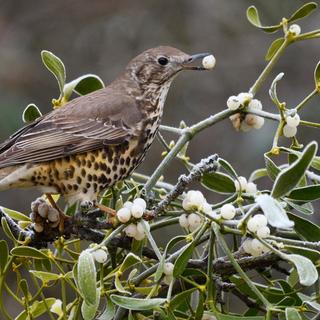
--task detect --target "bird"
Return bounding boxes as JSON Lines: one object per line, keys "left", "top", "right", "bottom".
{"left": 0, "top": 46, "right": 210, "bottom": 208}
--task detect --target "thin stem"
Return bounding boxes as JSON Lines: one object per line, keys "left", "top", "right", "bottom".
{"left": 300, "top": 120, "right": 320, "bottom": 129}
{"left": 144, "top": 109, "right": 235, "bottom": 194}
{"left": 159, "top": 125, "right": 183, "bottom": 135}
{"left": 267, "top": 235, "right": 320, "bottom": 250}
{"left": 250, "top": 38, "right": 291, "bottom": 95}
{"left": 295, "top": 89, "right": 317, "bottom": 112}
{"left": 212, "top": 223, "right": 271, "bottom": 308}
{"left": 61, "top": 279, "right": 67, "bottom": 320}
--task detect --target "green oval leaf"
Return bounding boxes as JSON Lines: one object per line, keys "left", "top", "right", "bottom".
{"left": 119, "top": 253, "right": 141, "bottom": 273}
{"left": 97, "top": 297, "right": 115, "bottom": 320}
{"left": 173, "top": 243, "right": 194, "bottom": 277}
{"left": 0, "top": 240, "right": 8, "bottom": 273}
{"left": 265, "top": 38, "right": 285, "bottom": 61}
{"left": 249, "top": 168, "right": 268, "bottom": 182}
{"left": 256, "top": 194, "right": 294, "bottom": 229}
{"left": 170, "top": 287, "right": 197, "bottom": 309}
{"left": 285, "top": 245, "right": 320, "bottom": 262}
{"left": 77, "top": 250, "right": 97, "bottom": 305}
{"left": 63, "top": 74, "right": 105, "bottom": 101}
{"left": 110, "top": 295, "right": 166, "bottom": 311}
{"left": 286, "top": 200, "right": 314, "bottom": 215}
{"left": 41, "top": 50, "right": 66, "bottom": 95}
{"left": 1, "top": 217, "right": 17, "bottom": 242}
{"left": 2, "top": 207, "right": 31, "bottom": 222}
{"left": 283, "top": 254, "right": 318, "bottom": 286}
{"left": 314, "top": 60, "right": 320, "bottom": 90}
{"left": 246, "top": 6, "right": 282, "bottom": 33}
{"left": 288, "top": 212, "right": 320, "bottom": 241}
{"left": 271, "top": 141, "right": 318, "bottom": 198}
{"left": 22, "top": 104, "right": 42, "bottom": 123}
{"left": 11, "top": 246, "right": 48, "bottom": 259}
{"left": 81, "top": 288, "right": 100, "bottom": 320}
{"left": 215, "top": 312, "right": 264, "bottom": 320}
{"left": 218, "top": 158, "right": 238, "bottom": 178}
{"left": 29, "top": 270, "right": 60, "bottom": 283}
{"left": 285, "top": 307, "right": 302, "bottom": 320}
{"left": 264, "top": 154, "right": 281, "bottom": 181}
{"left": 287, "top": 185, "right": 320, "bottom": 201}
{"left": 202, "top": 172, "right": 236, "bottom": 194}
{"left": 269, "top": 72, "right": 284, "bottom": 107}
{"left": 15, "top": 298, "right": 56, "bottom": 320}
{"left": 288, "top": 2, "right": 318, "bottom": 23}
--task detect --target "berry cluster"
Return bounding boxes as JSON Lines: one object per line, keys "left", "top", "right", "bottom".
{"left": 234, "top": 176, "right": 257, "bottom": 194}
{"left": 180, "top": 190, "right": 216, "bottom": 231}
{"left": 228, "top": 95, "right": 265, "bottom": 132}
{"left": 30, "top": 198, "right": 60, "bottom": 232}
{"left": 283, "top": 113, "right": 300, "bottom": 138}
{"left": 243, "top": 214, "right": 271, "bottom": 256}
{"left": 116, "top": 198, "right": 148, "bottom": 241}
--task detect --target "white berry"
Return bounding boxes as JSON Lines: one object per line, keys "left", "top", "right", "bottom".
{"left": 283, "top": 124, "right": 297, "bottom": 138}
{"left": 253, "top": 214, "right": 268, "bottom": 228}
{"left": 133, "top": 198, "right": 147, "bottom": 211}
{"left": 182, "top": 190, "right": 206, "bottom": 211}
{"left": 131, "top": 204, "right": 144, "bottom": 218}
{"left": 38, "top": 203, "right": 49, "bottom": 218}
{"left": 227, "top": 96, "right": 241, "bottom": 110}
{"left": 133, "top": 230, "right": 145, "bottom": 241}
{"left": 179, "top": 214, "right": 189, "bottom": 228}
{"left": 136, "top": 221, "right": 145, "bottom": 234}
{"left": 251, "top": 239, "right": 264, "bottom": 256}
{"left": 48, "top": 208, "right": 60, "bottom": 222}
{"left": 202, "top": 202, "right": 213, "bottom": 214}
{"left": 247, "top": 218, "right": 260, "bottom": 233}
{"left": 246, "top": 182, "right": 257, "bottom": 194}
{"left": 202, "top": 55, "right": 216, "bottom": 69}
{"left": 220, "top": 203, "right": 236, "bottom": 220}
{"left": 257, "top": 226, "right": 270, "bottom": 238}
{"left": 253, "top": 116, "right": 265, "bottom": 129}
{"left": 244, "top": 114, "right": 256, "bottom": 126}
{"left": 117, "top": 207, "right": 131, "bottom": 223}
{"left": 234, "top": 176, "right": 247, "bottom": 192}
{"left": 248, "top": 99, "right": 262, "bottom": 110}
{"left": 286, "top": 114, "right": 300, "bottom": 127}
{"left": 50, "top": 299, "right": 63, "bottom": 317}
{"left": 242, "top": 238, "right": 253, "bottom": 254}
{"left": 92, "top": 249, "right": 108, "bottom": 264}
{"left": 163, "top": 262, "right": 174, "bottom": 276}
{"left": 187, "top": 213, "right": 202, "bottom": 230}
{"left": 124, "top": 224, "right": 138, "bottom": 237}
{"left": 237, "top": 92, "right": 253, "bottom": 105}
{"left": 289, "top": 24, "right": 301, "bottom": 36}
{"left": 123, "top": 201, "right": 133, "bottom": 210}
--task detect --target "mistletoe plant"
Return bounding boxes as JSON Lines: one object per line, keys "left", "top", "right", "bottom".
{"left": 1, "top": 2, "right": 320, "bottom": 320}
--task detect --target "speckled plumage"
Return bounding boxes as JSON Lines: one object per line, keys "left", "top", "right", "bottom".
{"left": 0, "top": 46, "right": 208, "bottom": 203}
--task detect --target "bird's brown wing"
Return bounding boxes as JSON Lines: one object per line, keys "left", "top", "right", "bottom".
{"left": 0, "top": 89, "right": 142, "bottom": 168}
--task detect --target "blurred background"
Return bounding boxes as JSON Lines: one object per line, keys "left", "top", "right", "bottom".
{"left": 0, "top": 0, "right": 320, "bottom": 211}
{"left": 0, "top": 0, "right": 320, "bottom": 317}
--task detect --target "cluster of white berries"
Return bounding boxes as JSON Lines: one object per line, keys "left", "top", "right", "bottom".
{"left": 283, "top": 113, "right": 300, "bottom": 138}
{"left": 116, "top": 198, "right": 148, "bottom": 241}
{"left": 228, "top": 95, "right": 265, "bottom": 132}
{"left": 163, "top": 262, "right": 174, "bottom": 285}
{"left": 234, "top": 176, "right": 257, "bottom": 194}
{"left": 243, "top": 214, "right": 271, "bottom": 256}
{"left": 202, "top": 55, "right": 216, "bottom": 70}
{"left": 30, "top": 198, "right": 60, "bottom": 232}
{"left": 180, "top": 190, "right": 216, "bottom": 231}
{"left": 91, "top": 246, "right": 108, "bottom": 264}
{"left": 288, "top": 24, "right": 301, "bottom": 36}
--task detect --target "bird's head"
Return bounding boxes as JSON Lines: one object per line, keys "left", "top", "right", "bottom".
{"left": 126, "top": 46, "right": 213, "bottom": 86}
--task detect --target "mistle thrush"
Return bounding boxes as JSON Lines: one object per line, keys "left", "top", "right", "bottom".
{"left": 0, "top": 46, "right": 210, "bottom": 204}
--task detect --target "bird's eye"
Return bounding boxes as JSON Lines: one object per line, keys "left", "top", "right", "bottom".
{"left": 157, "top": 57, "right": 169, "bottom": 66}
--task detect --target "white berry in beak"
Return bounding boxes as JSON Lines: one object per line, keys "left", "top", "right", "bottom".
{"left": 202, "top": 55, "right": 216, "bottom": 69}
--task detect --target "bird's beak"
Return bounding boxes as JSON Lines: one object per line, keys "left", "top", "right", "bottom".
{"left": 181, "top": 53, "right": 212, "bottom": 70}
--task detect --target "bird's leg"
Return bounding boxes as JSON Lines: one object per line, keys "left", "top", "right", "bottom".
{"left": 45, "top": 193, "right": 68, "bottom": 232}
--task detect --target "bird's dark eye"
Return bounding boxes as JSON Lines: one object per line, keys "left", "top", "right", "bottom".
{"left": 158, "top": 57, "right": 169, "bottom": 66}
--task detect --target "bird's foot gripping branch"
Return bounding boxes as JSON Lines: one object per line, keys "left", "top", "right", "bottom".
{"left": 1, "top": 2, "right": 320, "bottom": 320}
